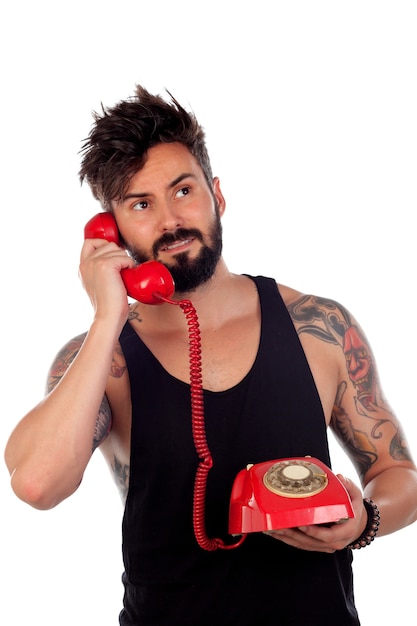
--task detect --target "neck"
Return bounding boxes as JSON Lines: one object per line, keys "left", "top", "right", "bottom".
{"left": 138, "top": 259, "right": 250, "bottom": 331}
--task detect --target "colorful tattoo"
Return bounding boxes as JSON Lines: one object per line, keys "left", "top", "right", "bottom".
{"left": 288, "top": 295, "right": 412, "bottom": 473}
{"left": 288, "top": 295, "right": 379, "bottom": 410}
{"left": 332, "top": 382, "right": 377, "bottom": 477}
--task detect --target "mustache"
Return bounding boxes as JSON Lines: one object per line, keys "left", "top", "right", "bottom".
{"left": 153, "top": 228, "right": 204, "bottom": 256}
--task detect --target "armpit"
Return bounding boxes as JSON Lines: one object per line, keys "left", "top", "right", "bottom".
{"left": 111, "top": 454, "right": 129, "bottom": 503}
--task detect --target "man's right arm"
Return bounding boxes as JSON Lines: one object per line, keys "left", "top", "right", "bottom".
{"left": 46, "top": 333, "right": 113, "bottom": 452}
{"left": 4, "top": 318, "right": 121, "bottom": 510}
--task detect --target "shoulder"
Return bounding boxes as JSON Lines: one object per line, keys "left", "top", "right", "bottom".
{"left": 277, "top": 283, "right": 367, "bottom": 381}
{"left": 277, "top": 283, "right": 355, "bottom": 334}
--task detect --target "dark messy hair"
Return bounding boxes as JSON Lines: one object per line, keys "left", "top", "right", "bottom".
{"left": 79, "top": 85, "right": 213, "bottom": 210}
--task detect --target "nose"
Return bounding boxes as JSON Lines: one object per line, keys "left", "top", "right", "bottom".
{"left": 157, "top": 200, "right": 183, "bottom": 232}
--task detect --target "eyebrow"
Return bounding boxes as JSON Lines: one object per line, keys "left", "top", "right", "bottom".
{"left": 121, "top": 172, "right": 196, "bottom": 202}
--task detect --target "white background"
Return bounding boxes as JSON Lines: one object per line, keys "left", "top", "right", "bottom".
{"left": 1, "top": 1, "right": 416, "bottom": 624}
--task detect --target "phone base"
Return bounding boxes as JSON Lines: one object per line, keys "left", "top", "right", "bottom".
{"left": 228, "top": 456, "right": 354, "bottom": 534}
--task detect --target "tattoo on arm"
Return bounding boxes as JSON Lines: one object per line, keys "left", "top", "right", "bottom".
{"left": 111, "top": 344, "right": 127, "bottom": 378}
{"left": 332, "top": 382, "right": 412, "bottom": 478}
{"left": 287, "top": 295, "right": 352, "bottom": 347}
{"left": 46, "top": 332, "right": 114, "bottom": 453}
{"left": 288, "top": 295, "right": 379, "bottom": 411}
{"left": 332, "top": 382, "right": 377, "bottom": 478}
{"left": 289, "top": 295, "right": 413, "bottom": 474}
{"left": 112, "top": 455, "right": 130, "bottom": 503}
{"left": 92, "top": 395, "right": 112, "bottom": 452}
{"left": 46, "top": 332, "right": 87, "bottom": 393}
{"left": 390, "top": 428, "right": 411, "bottom": 460}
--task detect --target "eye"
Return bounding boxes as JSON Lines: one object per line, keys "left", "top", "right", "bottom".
{"left": 175, "top": 185, "right": 191, "bottom": 198}
{"left": 132, "top": 199, "right": 149, "bottom": 211}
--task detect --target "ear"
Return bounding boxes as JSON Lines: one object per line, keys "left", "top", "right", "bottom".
{"left": 212, "top": 177, "right": 226, "bottom": 216}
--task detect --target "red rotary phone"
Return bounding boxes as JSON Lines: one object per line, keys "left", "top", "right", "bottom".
{"left": 228, "top": 456, "right": 354, "bottom": 535}
{"left": 84, "top": 213, "right": 355, "bottom": 550}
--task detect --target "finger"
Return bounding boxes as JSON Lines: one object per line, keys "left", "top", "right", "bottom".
{"left": 80, "top": 237, "right": 115, "bottom": 262}
{"left": 264, "top": 529, "right": 337, "bottom": 553}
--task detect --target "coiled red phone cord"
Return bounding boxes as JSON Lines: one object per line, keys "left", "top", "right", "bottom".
{"left": 158, "top": 294, "right": 246, "bottom": 551}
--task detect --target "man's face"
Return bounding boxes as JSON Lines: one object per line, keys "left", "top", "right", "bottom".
{"left": 113, "top": 142, "right": 225, "bottom": 293}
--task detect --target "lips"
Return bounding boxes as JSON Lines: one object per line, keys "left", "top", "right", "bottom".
{"left": 160, "top": 238, "right": 194, "bottom": 252}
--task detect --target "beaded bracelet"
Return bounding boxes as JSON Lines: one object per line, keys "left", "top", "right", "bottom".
{"left": 347, "top": 498, "right": 381, "bottom": 550}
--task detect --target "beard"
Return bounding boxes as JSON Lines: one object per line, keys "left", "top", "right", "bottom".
{"left": 125, "top": 212, "right": 223, "bottom": 294}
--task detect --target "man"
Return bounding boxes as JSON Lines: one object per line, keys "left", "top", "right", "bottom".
{"left": 5, "top": 85, "right": 417, "bottom": 625}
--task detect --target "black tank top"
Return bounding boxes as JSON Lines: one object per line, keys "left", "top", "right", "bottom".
{"left": 118, "top": 276, "right": 360, "bottom": 625}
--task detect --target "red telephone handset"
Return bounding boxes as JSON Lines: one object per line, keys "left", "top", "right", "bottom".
{"left": 84, "top": 212, "right": 175, "bottom": 304}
